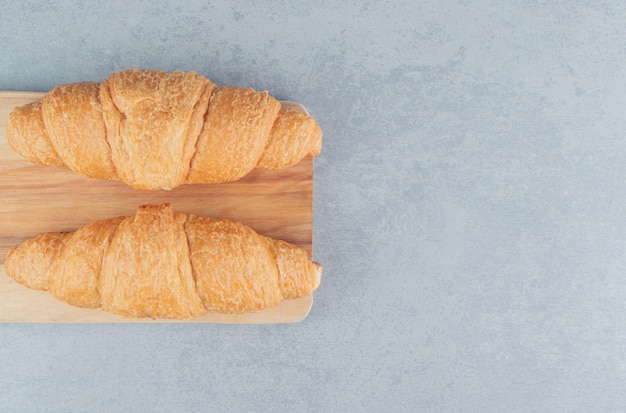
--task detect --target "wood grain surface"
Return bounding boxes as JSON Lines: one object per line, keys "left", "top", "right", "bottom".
{"left": 0, "top": 91, "right": 315, "bottom": 323}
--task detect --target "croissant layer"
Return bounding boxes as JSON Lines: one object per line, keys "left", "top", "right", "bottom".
{"left": 7, "top": 69, "right": 322, "bottom": 190}
{"left": 4, "top": 204, "right": 321, "bottom": 319}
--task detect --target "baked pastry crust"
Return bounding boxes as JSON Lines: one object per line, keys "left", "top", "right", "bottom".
{"left": 186, "top": 86, "right": 281, "bottom": 183}
{"left": 4, "top": 204, "right": 321, "bottom": 319}
{"left": 7, "top": 69, "right": 322, "bottom": 189}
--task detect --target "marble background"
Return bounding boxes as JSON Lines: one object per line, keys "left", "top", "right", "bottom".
{"left": 2, "top": 1, "right": 626, "bottom": 411}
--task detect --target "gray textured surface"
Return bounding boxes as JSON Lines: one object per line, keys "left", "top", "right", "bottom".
{"left": 1, "top": 0, "right": 626, "bottom": 411}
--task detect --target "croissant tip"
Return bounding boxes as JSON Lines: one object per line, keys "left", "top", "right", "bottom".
{"left": 312, "top": 261, "right": 322, "bottom": 290}
{"left": 4, "top": 247, "right": 15, "bottom": 266}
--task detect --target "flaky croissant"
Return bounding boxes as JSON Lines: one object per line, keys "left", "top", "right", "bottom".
{"left": 7, "top": 69, "right": 322, "bottom": 190}
{"left": 4, "top": 204, "right": 321, "bottom": 319}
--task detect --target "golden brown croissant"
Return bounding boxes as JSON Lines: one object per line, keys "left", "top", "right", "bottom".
{"left": 6, "top": 69, "right": 322, "bottom": 190}
{"left": 3, "top": 204, "right": 321, "bottom": 319}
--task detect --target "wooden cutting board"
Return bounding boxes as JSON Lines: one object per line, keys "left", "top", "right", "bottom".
{"left": 0, "top": 91, "right": 316, "bottom": 323}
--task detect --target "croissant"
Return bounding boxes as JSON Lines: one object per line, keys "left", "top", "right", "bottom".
{"left": 3, "top": 204, "right": 321, "bottom": 319}
{"left": 6, "top": 69, "right": 322, "bottom": 190}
